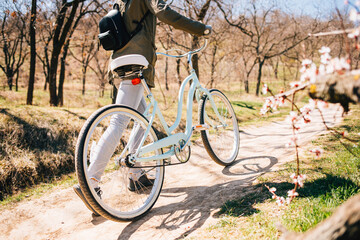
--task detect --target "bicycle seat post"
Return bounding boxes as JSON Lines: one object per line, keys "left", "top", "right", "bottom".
{"left": 139, "top": 73, "right": 152, "bottom": 98}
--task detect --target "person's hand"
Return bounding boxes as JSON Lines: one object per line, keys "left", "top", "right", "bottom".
{"left": 204, "top": 25, "right": 212, "bottom": 37}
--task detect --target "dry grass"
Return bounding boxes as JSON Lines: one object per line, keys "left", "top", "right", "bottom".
{"left": 0, "top": 103, "right": 91, "bottom": 200}
{"left": 0, "top": 77, "right": 287, "bottom": 203}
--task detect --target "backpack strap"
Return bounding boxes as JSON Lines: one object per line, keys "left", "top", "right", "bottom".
{"left": 130, "top": 10, "right": 150, "bottom": 38}
{"left": 113, "top": 3, "right": 120, "bottom": 11}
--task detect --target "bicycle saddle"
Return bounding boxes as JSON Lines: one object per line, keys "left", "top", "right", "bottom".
{"left": 111, "top": 54, "right": 149, "bottom": 72}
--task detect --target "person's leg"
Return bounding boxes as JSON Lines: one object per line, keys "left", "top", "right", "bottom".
{"left": 87, "top": 81, "right": 145, "bottom": 187}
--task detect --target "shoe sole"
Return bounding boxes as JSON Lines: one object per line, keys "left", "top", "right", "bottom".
{"left": 73, "top": 186, "right": 100, "bottom": 216}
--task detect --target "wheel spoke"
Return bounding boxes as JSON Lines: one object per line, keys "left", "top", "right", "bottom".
{"left": 199, "top": 90, "right": 240, "bottom": 166}
{"left": 75, "top": 105, "right": 164, "bottom": 221}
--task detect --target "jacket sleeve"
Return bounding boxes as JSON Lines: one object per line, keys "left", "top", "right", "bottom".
{"left": 145, "top": 0, "right": 206, "bottom": 36}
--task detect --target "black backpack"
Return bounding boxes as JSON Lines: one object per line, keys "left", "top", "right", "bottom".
{"left": 98, "top": 3, "right": 149, "bottom": 51}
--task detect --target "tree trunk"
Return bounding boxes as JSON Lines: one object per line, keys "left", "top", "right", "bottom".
{"left": 191, "top": 35, "right": 200, "bottom": 79}
{"left": 7, "top": 71, "right": 13, "bottom": 91}
{"left": 58, "top": 50, "right": 68, "bottom": 107}
{"left": 256, "top": 60, "right": 265, "bottom": 96}
{"left": 100, "top": 82, "right": 105, "bottom": 98}
{"left": 274, "top": 59, "right": 279, "bottom": 79}
{"left": 49, "top": 51, "right": 60, "bottom": 106}
{"left": 47, "top": 0, "right": 81, "bottom": 106}
{"left": 244, "top": 76, "right": 249, "bottom": 93}
{"left": 176, "top": 59, "right": 181, "bottom": 87}
{"left": 112, "top": 84, "right": 117, "bottom": 104}
{"left": 165, "top": 56, "right": 169, "bottom": 90}
{"left": 210, "top": 45, "right": 218, "bottom": 88}
{"left": 27, "top": 0, "right": 37, "bottom": 105}
{"left": 15, "top": 71, "right": 19, "bottom": 92}
{"left": 43, "top": 45, "right": 50, "bottom": 91}
{"left": 82, "top": 66, "right": 87, "bottom": 95}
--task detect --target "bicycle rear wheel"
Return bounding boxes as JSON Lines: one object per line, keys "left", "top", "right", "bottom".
{"left": 75, "top": 105, "right": 164, "bottom": 221}
{"left": 199, "top": 89, "right": 240, "bottom": 166}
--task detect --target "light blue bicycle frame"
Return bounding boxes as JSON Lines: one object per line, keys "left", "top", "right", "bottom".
{"left": 123, "top": 40, "right": 227, "bottom": 164}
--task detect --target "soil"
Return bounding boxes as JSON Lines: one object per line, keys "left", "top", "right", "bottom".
{"left": 0, "top": 104, "right": 343, "bottom": 240}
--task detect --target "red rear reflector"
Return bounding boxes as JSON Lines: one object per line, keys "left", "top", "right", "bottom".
{"left": 132, "top": 78, "right": 141, "bottom": 85}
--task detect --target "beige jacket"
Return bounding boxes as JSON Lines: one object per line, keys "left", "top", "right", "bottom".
{"left": 111, "top": 0, "right": 206, "bottom": 88}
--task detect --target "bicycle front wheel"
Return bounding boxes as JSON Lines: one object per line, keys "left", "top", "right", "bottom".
{"left": 75, "top": 105, "right": 165, "bottom": 221}
{"left": 199, "top": 89, "right": 240, "bottom": 166}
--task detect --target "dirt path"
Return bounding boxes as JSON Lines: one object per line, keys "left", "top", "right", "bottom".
{"left": 0, "top": 105, "right": 343, "bottom": 240}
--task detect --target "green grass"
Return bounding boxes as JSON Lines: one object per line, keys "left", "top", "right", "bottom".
{"left": 0, "top": 174, "right": 77, "bottom": 208}
{"left": 194, "top": 105, "right": 360, "bottom": 239}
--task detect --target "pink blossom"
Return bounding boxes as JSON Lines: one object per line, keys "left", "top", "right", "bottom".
{"left": 319, "top": 46, "right": 331, "bottom": 54}
{"left": 276, "top": 196, "right": 286, "bottom": 206}
{"left": 260, "top": 107, "right": 268, "bottom": 115}
{"left": 301, "top": 59, "right": 313, "bottom": 68}
{"left": 288, "top": 111, "right": 298, "bottom": 122}
{"left": 349, "top": 8, "right": 360, "bottom": 22}
{"left": 300, "top": 106, "right": 312, "bottom": 116}
{"left": 303, "top": 116, "right": 312, "bottom": 124}
{"left": 290, "top": 173, "right": 297, "bottom": 181}
{"left": 297, "top": 174, "right": 307, "bottom": 188}
{"left": 348, "top": 29, "right": 360, "bottom": 38}
{"left": 310, "top": 148, "right": 324, "bottom": 158}
{"left": 300, "top": 61, "right": 317, "bottom": 83}
{"left": 319, "top": 47, "right": 331, "bottom": 66}
{"left": 262, "top": 84, "right": 269, "bottom": 95}
{"left": 290, "top": 173, "right": 307, "bottom": 188}
{"left": 279, "top": 96, "right": 285, "bottom": 106}
{"left": 285, "top": 136, "right": 298, "bottom": 148}
{"left": 293, "top": 125, "right": 300, "bottom": 133}
{"left": 290, "top": 81, "right": 301, "bottom": 88}
{"left": 287, "top": 190, "right": 299, "bottom": 197}
{"left": 317, "top": 101, "right": 329, "bottom": 110}
{"left": 308, "top": 99, "right": 317, "bottom": 109}
{"left": 318, "top": 64, "right": 326, "bottom": 75}
{"left": 269, "top": 187, "right": 277, "bottom": 193}
{"left": 320, "top": 53, "right": 331, "bottom": 65}
{"left": 326, "top": 57, "right": 350, "bottom": 74}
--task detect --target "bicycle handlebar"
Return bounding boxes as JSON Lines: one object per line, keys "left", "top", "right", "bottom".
{"left": 156, "top": 39, "right": 208, "bottom": 59}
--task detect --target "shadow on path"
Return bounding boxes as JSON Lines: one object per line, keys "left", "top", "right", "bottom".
{"left": 114, "top": 155, "right": 278, "bottom": 240}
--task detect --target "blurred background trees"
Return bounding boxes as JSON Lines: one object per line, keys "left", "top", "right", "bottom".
{"left": 0, "top": 0, "right": 354, "bottom": 106}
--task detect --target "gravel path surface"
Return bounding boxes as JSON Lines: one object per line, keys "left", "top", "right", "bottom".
{"left": 0, "top": 104, "right": 343, "bottom": 240}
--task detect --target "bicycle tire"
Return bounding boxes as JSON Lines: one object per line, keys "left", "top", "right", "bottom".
{"left": 75, "top": 104, "right": 165, "bottom": 221}
{"left": 199, "top": 89, "right": 240, "bottom": 166}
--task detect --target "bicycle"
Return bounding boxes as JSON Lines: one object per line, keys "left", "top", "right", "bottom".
{"left": 75, "top": 40, "right": 240, "bottom": 222}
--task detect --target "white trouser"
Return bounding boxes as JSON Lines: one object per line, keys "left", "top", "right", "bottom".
{"left": 87, "top": 80, "right": 146, "bottom": 187}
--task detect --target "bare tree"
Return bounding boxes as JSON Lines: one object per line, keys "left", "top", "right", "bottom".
{"left": 33, "top": 0, "right": 108, "bottom": 106}
{"left": 216, "top": 0, "right": 313, "bottom": 95}
{"left": 183, "top": 0, "right": 212, "bottom": 79}
{"left": 88, "top": 52, "right": 109, "bottom": 97}
{"left": 69, "top": 21, "right": 99, "bottom": 95}
{"left": 0, "top": 9, "right": 28, "bottom": 91}
{"left": 157, "top": 26, "right": 172, "bottom": 90}
{"left": 204, "top": 17, "right": 230, "bottom": 88}
{"left": 27, "top": 0, "right": 37, "bottom": 105}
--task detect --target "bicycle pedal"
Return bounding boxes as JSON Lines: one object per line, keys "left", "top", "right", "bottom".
{"left": 193, "top": 124, "right": 210, "bottom": 131}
